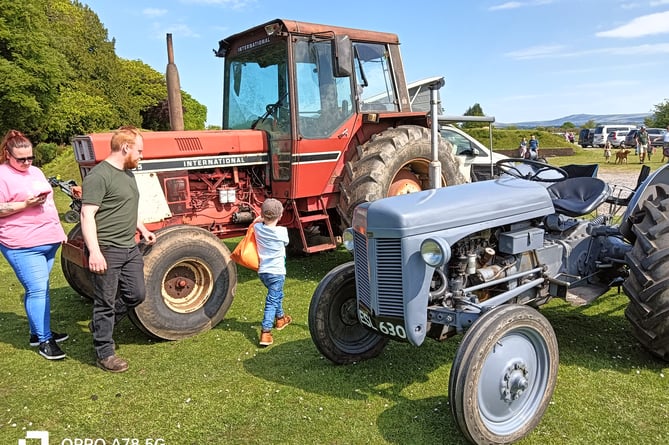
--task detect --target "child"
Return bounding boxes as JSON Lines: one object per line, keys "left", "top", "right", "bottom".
{"left": 604, "top": 140, "right": 612, "bottom": 163}
{"left": 254, "top": 198, "right": 290, "bottom": 346}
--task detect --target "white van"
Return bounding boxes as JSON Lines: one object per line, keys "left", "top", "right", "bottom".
{"left": 593, "top": 124, "right": 636, "bottom": 147}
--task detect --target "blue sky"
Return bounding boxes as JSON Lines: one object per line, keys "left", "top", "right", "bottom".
{"left": 82, "top": 0, "right": 669, "bottom": 126}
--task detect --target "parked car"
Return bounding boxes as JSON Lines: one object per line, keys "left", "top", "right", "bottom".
{"left": 625, "top": 128, "right": 666, "bottom": 150}
{"left": 607, "top": 130, "right": 628, "bottom": 147}
{"left": 578, "top": 128, "right": 594, "bottom": 148}
{"left": 439, "top": 124, "right": 507, "bottom": 181}
{"left": 647, "top": 128, "right": 667, "bottom": 149}
{"left": 623, "top": 129, "right": 638, "bottom": 148}
{"left": 593, "top": 124, "right": 636, "bottom": 147}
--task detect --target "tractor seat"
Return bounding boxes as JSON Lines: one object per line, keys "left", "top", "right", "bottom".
{"left": 547, "top": 177, "right": 611, "bottom": 217}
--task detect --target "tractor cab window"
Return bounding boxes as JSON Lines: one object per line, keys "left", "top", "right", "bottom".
{"left": 294, "top": 38, "right": 354, "bottom": 139}
{"left": 223, "top": 40, "right": 291, "bottom": 181}
{"left": 354, "top": 42, "right": 398, "bottom": 112}
{"left": 224, "top": 41, "right": 290, "bottom": 134}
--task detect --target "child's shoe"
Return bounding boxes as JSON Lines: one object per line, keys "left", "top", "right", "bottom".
{"left": 275, "top": 314, "right": 292, "bottom": 330}
{"left": 259, "top": 330, "right": 273, "bottom": 346}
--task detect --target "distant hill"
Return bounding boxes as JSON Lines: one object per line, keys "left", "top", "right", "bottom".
{"left": 498, "top": 113, "right": 653, "bottom": 128}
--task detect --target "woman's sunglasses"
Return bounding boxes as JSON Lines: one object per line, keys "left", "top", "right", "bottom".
{"left": 8, "top": 153, "right": 35, "bottom": 163}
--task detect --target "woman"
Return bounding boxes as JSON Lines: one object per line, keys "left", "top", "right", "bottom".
{"left": 0, "top": 130, "right": 68, "bottom": 360}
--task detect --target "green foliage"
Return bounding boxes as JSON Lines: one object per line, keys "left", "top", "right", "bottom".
{"left": 561, "top": 121, "right": 576, "bottom": 129}
{"left": 465, "top": 128, "right": 575, "bottom": 150}
{"left": 462, "top": 103, "right": 487, "bottom": 129}
{"left": 182, "top": 91, "right": 207, "bottom": 130}
{"left": 0, "top": 0, "right": 207, "bottom": 142}
{"left": 646, "top": 98, "right": 669, "bottom": 128}
{"left": 33, "top": 142, "right": 60, "bottom": 166}
{"left": 0, "top": 0, "right": 68, "bottom": 139}
{"left": 582, "top": 119, "right": 597, "bottom": 129}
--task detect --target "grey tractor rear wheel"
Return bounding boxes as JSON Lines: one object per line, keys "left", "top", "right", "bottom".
{"left": 623, "top": 184, "right": 669, "bottom": 361}
{"left": 130, "top": 225, "right": 237, "bottom": 340}
{"left": 449, "top": 304, "right": 559, "bottom": 444}
{"left": 308, "top": 261, "right": 389, "bottom": 364}
{"left": 337, "top": 125, "right": 466, "bottom": 228}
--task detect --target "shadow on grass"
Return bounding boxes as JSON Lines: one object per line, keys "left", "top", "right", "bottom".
{"left": 0, "top": 285, "right": 157, "bottom": 367}
{"left": 242, "top": 334, "right": 464, "bottom": 443}
{"left": 539, "top": 293, "right": 666, "bottom": 372}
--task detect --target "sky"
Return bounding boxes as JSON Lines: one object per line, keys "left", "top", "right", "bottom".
{"left": 82, "top": 0, "right": 669, "bottom": 126}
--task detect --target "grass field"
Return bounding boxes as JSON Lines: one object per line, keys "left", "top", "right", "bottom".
{"left": 1, "top": 148, "right": 668, "bottom": 445}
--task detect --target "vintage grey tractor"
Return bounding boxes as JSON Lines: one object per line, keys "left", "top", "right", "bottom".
{"left": 308, "top": 158, "right": 669, "bottom": 444}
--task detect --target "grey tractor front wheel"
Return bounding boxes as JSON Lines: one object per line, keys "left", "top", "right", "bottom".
{"left": 623, "top": 184, "right": 669, "bottom": 361}
{"left": 449, "top": 304, "right": 559, "bottom": 444}
{"left": 308, "top": 261, "right": 389, "bottom": 364}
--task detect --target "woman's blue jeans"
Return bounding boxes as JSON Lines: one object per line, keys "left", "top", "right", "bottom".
{"left": 258, "top": 273, "right": 286, "bottom": 331}
{"left": 1, "top": 242, "right": 61, "bottom": 343}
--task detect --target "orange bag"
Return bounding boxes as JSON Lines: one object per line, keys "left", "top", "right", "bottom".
{"left": 231, "top": 224, "right": 259, "bottom": 271}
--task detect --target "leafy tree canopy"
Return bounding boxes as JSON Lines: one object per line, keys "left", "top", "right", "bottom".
{"left": 462, "top": 103, "right": 487, "bottom": 129}
{"left": 0, "top": 0, "right": 206, "bottom": 144}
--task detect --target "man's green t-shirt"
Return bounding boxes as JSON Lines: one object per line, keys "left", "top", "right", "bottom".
{"left": 638, "top": 130, "right": 649, "bottom": 145}
{"left": 82, "top": 161, "right": 139, "bottom": 248}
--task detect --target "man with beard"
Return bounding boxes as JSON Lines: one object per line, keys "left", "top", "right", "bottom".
{"left": 81, "top": 126, "right": 156, "bottom": 372}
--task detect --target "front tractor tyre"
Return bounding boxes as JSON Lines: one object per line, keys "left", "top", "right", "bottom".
{"left": 130, "top": 225, "right": 237, "bottom": 340}
{"left": 308, "top": 262, "right": 389, "bottom": 364}
{"left": 449, "top": 304, "right": 559, "bottom": 444}
{"left": 623, "top": 184, "right": 669, "bottom": 361}
{"left": 337, "top": 125, "right": 466, "bottom": 228}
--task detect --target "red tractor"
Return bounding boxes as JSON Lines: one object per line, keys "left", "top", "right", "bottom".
{"left": 61, "top": 18, "right": 466, "bottom": 340}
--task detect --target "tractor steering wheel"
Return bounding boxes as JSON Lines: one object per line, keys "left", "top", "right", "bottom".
{"left": 496, "top": 158, "right": 568, "bottom": 183}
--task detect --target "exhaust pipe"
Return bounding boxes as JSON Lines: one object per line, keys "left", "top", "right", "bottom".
{"left": 166, "top": 33, "right": 185, "bottom": 131}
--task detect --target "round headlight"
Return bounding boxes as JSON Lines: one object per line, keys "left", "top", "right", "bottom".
{"left": 342, "top": 228, "right": 355, "bottom": 251}
{"left": 421, "top": 238, "right": 449, "bottom": 267}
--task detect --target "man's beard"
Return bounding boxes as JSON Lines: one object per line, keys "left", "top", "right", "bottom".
{"left": 123, "top": 155, "right": 139, "bottom": 170}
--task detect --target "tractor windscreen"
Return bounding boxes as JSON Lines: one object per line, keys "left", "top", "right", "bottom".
{"left": 224, "top": 40, "right": 289, "bottom": 131}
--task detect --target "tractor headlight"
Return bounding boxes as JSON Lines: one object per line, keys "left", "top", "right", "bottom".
{"left": 342, "top": 228, "right": 355, "bottom": 251}
{"left": 420, "top": 238, "right": 450, "bottom": 267}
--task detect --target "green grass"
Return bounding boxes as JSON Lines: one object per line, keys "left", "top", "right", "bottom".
{"left": 1, "top": 148, "right": 668, "bottom": 445}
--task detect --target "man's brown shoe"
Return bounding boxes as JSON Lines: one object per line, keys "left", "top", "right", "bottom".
{"left": 97, "top": 355, "right": 129, "bottom": 373}
{"left": 275, "top": 314, "right": 292, "bottom": 330}
{"left": 259, "top": 330, "right": 273, "bottom": 346}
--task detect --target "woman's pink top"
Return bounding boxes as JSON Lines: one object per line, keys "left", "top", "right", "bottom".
{"left": 0, "top": 163, "right": 66, "bottom": 249}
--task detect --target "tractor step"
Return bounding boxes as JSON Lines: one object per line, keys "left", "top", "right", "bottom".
{"left": 291, "top": 199, "right": 338, "bottom": 254}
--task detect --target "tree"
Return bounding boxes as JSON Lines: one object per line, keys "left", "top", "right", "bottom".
{"left": 0, "top": 0, "right": 68, "bottom": 139}
{"left": 462, "top": 103, "right": 487, "bottom": 128}
{"left": 0, "top": 0, "right": 208, "bottom": 142}
{"left": 582, "top": 119, "right": 596, "bottom": 129}
{"left": 646, "top": 99, "right": 669, "bottom": 128}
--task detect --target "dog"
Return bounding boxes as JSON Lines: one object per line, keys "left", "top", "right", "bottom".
{"left": 615, "top": 148, "right": 630, "bottom": 164}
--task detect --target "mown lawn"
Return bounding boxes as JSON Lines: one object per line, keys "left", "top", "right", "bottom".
{"left": 1, "top": 149, "right": 668, "bottom": 445}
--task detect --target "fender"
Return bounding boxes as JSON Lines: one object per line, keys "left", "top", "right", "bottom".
{"left": 620, "top": 163, "right": 669, "bottom": 240}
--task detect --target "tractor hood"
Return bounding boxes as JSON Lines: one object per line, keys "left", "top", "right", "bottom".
{"left": 72, "top": 130, "right": 269, "bottom": 173}
{"left": 353, "top": 178, "right": 554, "bottom": 239}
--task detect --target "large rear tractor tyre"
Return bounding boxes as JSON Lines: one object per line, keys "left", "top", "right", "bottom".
{"left": 449, "top": 305, "right": 559, "bottom": 444}
{"left": 130, "top": 225, "right": 237, "bottom": 340}
{"left": 623, "top": 184, "right": 669, "bottom": 361}
{"left": 308, "top": 262, "right": 389, "bottom": 364}
{"left": 337, "top": 125, "right": 466, "bottom": 228}
{"left": 61, "top": 224, "right": 94, "bottom": 300}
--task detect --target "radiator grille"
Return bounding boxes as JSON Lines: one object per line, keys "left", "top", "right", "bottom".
{"left": 353, "top": 233, "right": 404, "bottom": 317}
{"left": 375, "top": 239, "right": 404, "bottom": 317}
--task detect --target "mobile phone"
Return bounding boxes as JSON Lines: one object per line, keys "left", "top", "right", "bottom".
{"left": 37, "top": 191, "right": 50, "bottom": 198}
